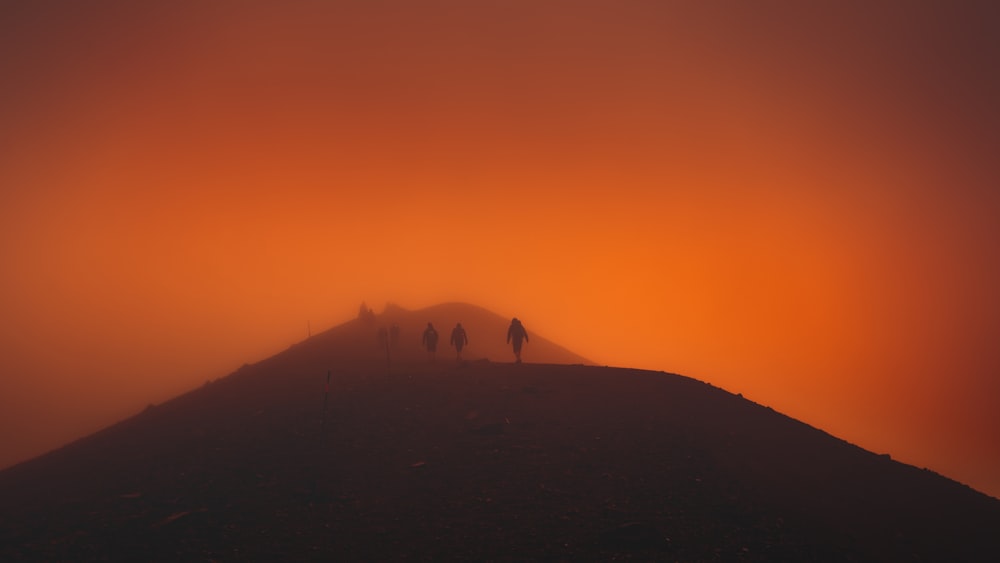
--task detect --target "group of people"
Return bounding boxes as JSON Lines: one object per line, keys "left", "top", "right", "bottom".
{"left": 420, "top": 317, "right": 529, "bottom": 363}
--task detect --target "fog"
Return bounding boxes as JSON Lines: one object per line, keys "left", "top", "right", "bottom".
{"left": 1, "top": 1, "right": 998, "bottom": 498}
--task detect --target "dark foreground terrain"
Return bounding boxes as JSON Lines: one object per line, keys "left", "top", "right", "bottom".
{"left": 2, "top": 306, "right": 998, "bottom": 561}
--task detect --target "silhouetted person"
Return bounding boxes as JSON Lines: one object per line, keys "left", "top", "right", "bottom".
{"left": 450, "top": 322, "right": 468, "bottom": 361}
{"left": 376, "top": 326, "right": 390, "bottom": 371}
{"left": 377, "top": 326, "right": 389, "bottom": 350}
{"left": 506, "top": 317, "right": 529, "bottom": 363}
{"left": 358, "top": 302, "right": 376, "bottom": 324}
{"left": 389, "top": 323, "right": 401, "bottom": 349}
{"left": 421, "top": 322, "right": 439, "bottom": 361}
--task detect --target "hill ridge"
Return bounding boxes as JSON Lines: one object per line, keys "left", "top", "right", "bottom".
{"left": 1, "top": 305, "right": 997, "bottom": 561}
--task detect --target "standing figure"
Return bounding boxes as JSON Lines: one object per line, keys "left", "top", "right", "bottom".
{"left": 376, "top": 326, "right": 391, "bottom": 372}
{"left": 421, "top": 322, "right": 439, "bottom": 361}
{"left": 358, "top": 302, "right": 376, "bottom": 324}
{"left": 450, "top": 322, "right": 468, "bottom": 361}
{"left": 376, "top": 326, "right": 389, "bottom": 352}
{"left": 506, "top": 317, "right": 529, "bottom": 363}
{"left": 389, "top": 323, "right": 401, "bottom": 349}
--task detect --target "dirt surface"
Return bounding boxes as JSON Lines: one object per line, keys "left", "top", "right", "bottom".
{"left": 2, "top": 311, "right": 998, "bottom": 562}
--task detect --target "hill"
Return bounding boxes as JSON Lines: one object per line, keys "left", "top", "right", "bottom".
{"left": 1, "top": 304, "right": 997, "bottom": 561}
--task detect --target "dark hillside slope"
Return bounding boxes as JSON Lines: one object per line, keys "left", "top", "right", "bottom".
{"left": 1, "top": 309, "right": 997, "bottom": 561}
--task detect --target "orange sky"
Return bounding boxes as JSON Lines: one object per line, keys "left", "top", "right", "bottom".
{"left": 2, "top": 1, "right": 998, "bottom": 498}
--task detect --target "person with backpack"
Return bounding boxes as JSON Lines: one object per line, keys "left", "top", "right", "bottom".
{"left": 506, "top": 317, "right": 529, "bottom": 363}
{"left": 450, "top": 322, "right": 468, "bottom": 361}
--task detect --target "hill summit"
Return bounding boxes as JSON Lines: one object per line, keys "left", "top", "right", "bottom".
{"left": 1, "top": 303, "right": 997, "bottom": 561}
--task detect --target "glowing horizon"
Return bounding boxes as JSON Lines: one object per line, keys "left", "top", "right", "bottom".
{"left": 1, "top": 1, "right": 998, "bottom": 498}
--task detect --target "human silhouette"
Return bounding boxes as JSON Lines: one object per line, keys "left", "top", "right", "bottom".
{"left": 358, "top": 302, "right": 376, "bottom": 324}
{"left": 450, "top": 322, "right": 468, "bottom": 361}
{"left": 376, "top": 326, "right": 389, "bottom": 351}
{"left": 389, "top": 323, "right": 401, "bottom": 349}
{"left": 376, "top": 326, "right": 390, "bottom": 371}
{"left": 421, "top": 322, "right": 439, "bottom": 361}
{"left": 506, "top": 317, "right": 529, "bottom": 363}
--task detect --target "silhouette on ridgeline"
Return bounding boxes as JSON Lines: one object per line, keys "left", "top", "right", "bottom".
{"left": 376, "top": 326, "right": 388, "bottom": 349}
{"left": 389, "top": 323, "right": 401, "bottom": 349}
{"left": 358, "top": 302, "right": 376, "bottom": 324}
{"left": 450, "top": 322, "right": 468, "bottom": 361}
{"left": 376, "top": 326, "right": 391, "bottom": 373}
{"left": 506, "top": 317, "right": 529, "bottom": 363}
{"left": 421, "top": 322, "right": 439, "bottom": 361}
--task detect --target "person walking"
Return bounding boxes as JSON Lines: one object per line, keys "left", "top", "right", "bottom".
{"left": 506, "top": 317, "right": 529, "bottom": 363}
{"left": 450, "top": 322, "right": 468, "bottom": 361}
{"left": 389, "top": 323, "right": 401, "bottom": 349}
{"left": 421, "top": 322, "right": 439, "bottom": 361}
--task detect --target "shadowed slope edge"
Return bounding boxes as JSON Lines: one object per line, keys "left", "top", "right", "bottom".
{"left": 1, "top": 306, "right": 996, "bottom": 561}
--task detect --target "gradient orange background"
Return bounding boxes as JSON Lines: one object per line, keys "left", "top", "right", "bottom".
{"left": 2, "top": 1, "right": 998, "bottom": 498}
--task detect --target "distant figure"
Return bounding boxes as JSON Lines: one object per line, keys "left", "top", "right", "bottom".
{"left": 376, "top": 326, "right": 390, "bottom": 370}
{"left": 421, "top": 322, "right": 439, "bottom": 361}
{"left": 358, "top": 302, "right": 376, "bottom": 324}
{"left": 506, "top": 317, "right": 529, "bottom": 363}
{"left": 389, "top": 323, "right": 401, "bottom": 349}
{"left": 450, "top": 322, "right": 468, "bottom": 361}
{"left": 376, "top": 326, "right": 389, "bottom": 350}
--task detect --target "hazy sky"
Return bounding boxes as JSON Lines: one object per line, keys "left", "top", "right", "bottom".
{"left": 2, "top": 1, "right": 998, "bottom": 498}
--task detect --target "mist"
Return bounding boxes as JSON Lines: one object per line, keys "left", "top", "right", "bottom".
{"left": 1, "top": 1, "right": 999, "bottom": 498}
